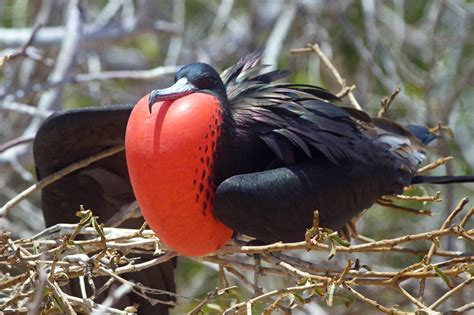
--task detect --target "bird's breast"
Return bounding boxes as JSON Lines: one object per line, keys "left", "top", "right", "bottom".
{"left": 125, "top": 93, "right": 233, "bottom": 256}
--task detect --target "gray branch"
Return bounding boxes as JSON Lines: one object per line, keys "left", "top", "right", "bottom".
{"left": 0, "top": 19, "right": 179, "bottom": 48}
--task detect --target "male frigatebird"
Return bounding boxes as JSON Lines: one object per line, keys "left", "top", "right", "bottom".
{"left": 35, "top": 50, "right": 473, "bottom": 312}
{"left": 126, "top": 50, "right": 474, "bottom": 257}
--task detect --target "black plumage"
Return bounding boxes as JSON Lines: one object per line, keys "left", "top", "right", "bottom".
{"left": 160, "top": 50, "right": 472, "bottom": 244}
{"left": 34, "top": 50, "right": 473, "bottom": 310}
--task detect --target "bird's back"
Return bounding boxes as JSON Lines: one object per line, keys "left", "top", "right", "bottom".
{"left": 213, "top": 51, "right": 431, "bottom": 242}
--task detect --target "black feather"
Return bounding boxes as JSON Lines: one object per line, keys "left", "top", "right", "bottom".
{"left": 412, "top": 175, "right": 474, "bottom": 184}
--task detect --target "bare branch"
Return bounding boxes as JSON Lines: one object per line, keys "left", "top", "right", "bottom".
{"left": 378, "top": 86, "right": 401, "bottom": 117}
{"left": 263, "top": 2, "right": 296, "bottom": 70}
{"left": 291, "top": 44, "right": 363, "bottom": 110}
{"left": 0, "top": 20, "right": 179, "bottom": 48}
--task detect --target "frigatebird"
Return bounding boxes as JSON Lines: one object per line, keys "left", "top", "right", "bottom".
{"left": 34, "top": 50, "right": 473, "bottom": 312}
{"left": 126, "top": 50, "right": 474, "bottom": 257}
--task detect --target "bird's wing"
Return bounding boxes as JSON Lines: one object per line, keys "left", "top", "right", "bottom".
{"left": 34, "top": 105, "right": 175, "bottom": 314}
{"left": 214, "top": 156, "right": 409, "bottom": 243}
{"left": 221, "top": 50, "right": 371, "bottom": 165}
{"left": 221, "top": 50, "right": 426, "bottom": 172}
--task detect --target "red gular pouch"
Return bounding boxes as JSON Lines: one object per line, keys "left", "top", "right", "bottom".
{"left": 126, "top": 93, "right": 233, "bottom": 256}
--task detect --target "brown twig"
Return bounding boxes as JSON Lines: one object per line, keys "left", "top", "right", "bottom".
{"left": 429, "top": 276, "right": 473, "bottom": 310}
{"left": 291, "top": 44, "right": 363, "bottom": 110}
{"left": 46, "top": 279, "right": 76, "bottom": 315}
{"left": 220, "top": 226, "right": 472, "bottom": 255}
{"left": 223, "top": 282, "right": 322, "bottom": 314}
{"left": 224, "top": 266, "right": 261, "bottom": 294}
{"left": 460, "top": 208, "right": 474, "bottom": 228}
{"left": 417, "top": 197, "right": 470, "bottom": 302}
{"left": 397, "top": 284, "right": 430, "bottom": 311}
{"left": 188, "top": 286, "right": 237, "bottom": 314}
{"left": 450, "top": 302, "right": 474, "bottom": 313}
{"left": 354, "top": 234, "right": 462, "bottom": 258}
{"left": 1, "top": 208, "right": 472, "bottom": 312}
{"left": 392, "top": 191, "right": 441, "bottom": 202}
{"left": 344, "top": 284, "right": 394, "bottom": 313}
{"left": 377, "top": 198, "right": 432, "bottom": 215}
{"left": 378, "top": 86, "right": 401, "bottom": 117}
{"left": 0, "top": 23, "right": 43, "bottom": 66}
{"left": 429, "top": 122, "right": 454, "bottom": 137}
{"left": 0, "top": 136, "right": 36, "bottom": 154}
{"left": 417, "top": 156, "right": 453, "bottom": 175}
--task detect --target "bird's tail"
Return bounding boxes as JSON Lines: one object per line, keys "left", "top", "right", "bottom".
{"left": 406, "top": 124, "right": 440, "bottom": 145}
{"left": 411, "top": 175, "right": 474, "bottom": 185}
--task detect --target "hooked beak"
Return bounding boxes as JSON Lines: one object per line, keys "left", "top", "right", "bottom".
{"left": 148, "top": 77, "right": 198, "bottom": 113}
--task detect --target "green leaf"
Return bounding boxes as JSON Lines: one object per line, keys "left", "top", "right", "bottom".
{"left": 75, "top": 207, "right": 92, "bottom": 225}
{"left": 43, "top": 287, "right": 51, "bottom": 296}
{"left": 314, "top": 287, "right": 325, "bottom": 297}
{"left": 289, "top": 293, "right": 305, "bottom": 307}
{"left": 297, "top": 277, "right": 310, "bottom": 286}
{"left": 91, "top": 216, "right": 106, "bottom": 241}
{"left": 51, "top": 294, "right": 66, "bottom": 312}
{"left": 206, "top": 303, "right": 224, "bottom": 312}
{"left": 329, "top": 233, "right": 350, "bottom": 247}
{"left": 433, "top": 265, "right": 453, "bottom": 288}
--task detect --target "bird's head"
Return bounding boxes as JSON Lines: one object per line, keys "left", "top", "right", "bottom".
{"left": 148, "top": 62, "right": 227, "bottom": 112}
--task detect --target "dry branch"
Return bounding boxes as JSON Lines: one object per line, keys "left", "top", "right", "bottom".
{"left": 378, "top": 86, "right": 401, "bottom": 118}
{"left": 291, "top": 44, "right": 363, "bottom": 110}
{"left": 1, "top": 196, "right": 472, "bottom": 313}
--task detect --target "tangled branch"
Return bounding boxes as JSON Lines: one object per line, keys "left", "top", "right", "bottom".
{"left": 0, "top": 197, "right": 472, "bottom": 313}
